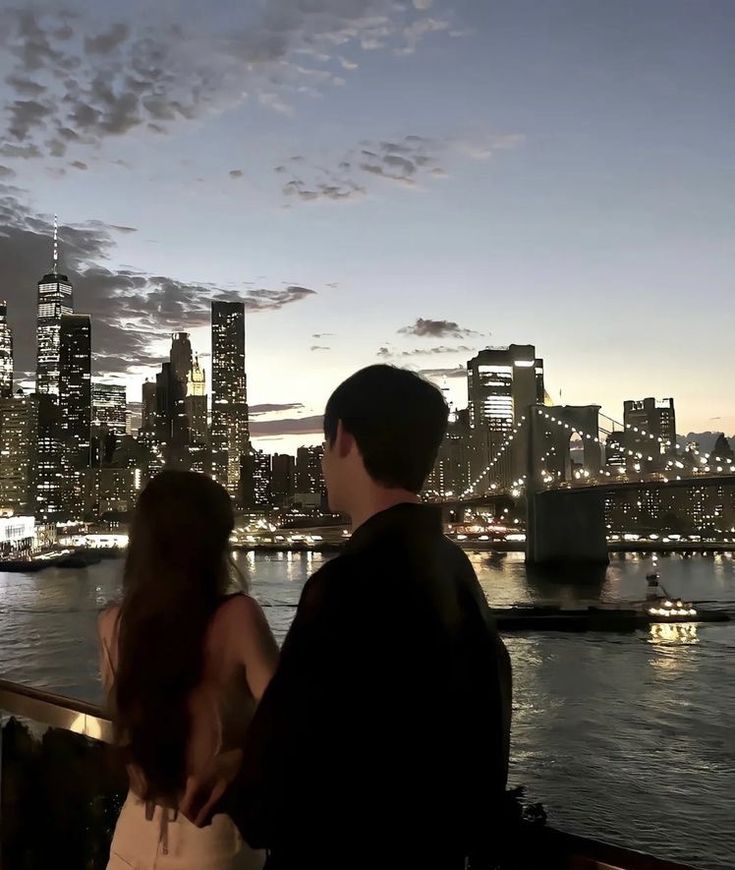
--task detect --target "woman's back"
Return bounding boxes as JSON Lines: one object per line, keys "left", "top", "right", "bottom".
{"left": 100, "top": 470, "right": 278, "bottom": 870}
{"left": 100, "top": 593, "right": 276, "bottom": 797}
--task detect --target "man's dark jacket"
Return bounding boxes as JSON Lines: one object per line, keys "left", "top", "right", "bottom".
{"left": 229, "top": 503, "right": 512, "bottom": 869}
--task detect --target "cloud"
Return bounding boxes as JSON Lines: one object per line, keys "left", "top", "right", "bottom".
{"left": 310, "top": 345, "right": 331, "bottom": 351}
{"left": 229, "top": 169, "right": 244, "bottom": 179}
{"left": 398, "top": 317, "right": 480, "bottom": 339}
{"left": 0, "top": 4, "right": 459, "bottom": 161}
{"left": 276, "top": 131, "right": 523, "bottom": 206}
{"left": 378, "top": 344, "right": 473, "bottom": 358}
{"left": 283, "top": 177, "right": 366, "bottom": 202}
{"left": 454, "top": 133, "right": 526, "bottom": 160}
{"left": 418, "top": 366, "right": 466, "bottom": 380}
{"left": 84, "top": 23, "right": 131, "bottom": 55}
{"left": 0, "top": 181, "right": 318, "bottom": 379}
{"left": 250, "top": 403, "right": 305, "bottom": 416}
{"left": 250, "top": 415, "right": 324, "bottom": 437}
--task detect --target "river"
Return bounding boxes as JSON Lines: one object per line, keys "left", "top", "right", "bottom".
{"left": 0, "top": 550, "right": 733, "bottom": 869}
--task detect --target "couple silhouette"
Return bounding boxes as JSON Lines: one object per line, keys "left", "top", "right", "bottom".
{"left": 99, "top": 364, "right": 512, "bottom": 870}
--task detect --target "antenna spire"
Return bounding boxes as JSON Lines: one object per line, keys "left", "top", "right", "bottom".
{"left": 53, "top": 214, "right": 58, "bottom": 275}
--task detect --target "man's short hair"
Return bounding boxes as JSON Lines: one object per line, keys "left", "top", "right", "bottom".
{"left": 324, "top": 365, "right": 449, "bottom": 493}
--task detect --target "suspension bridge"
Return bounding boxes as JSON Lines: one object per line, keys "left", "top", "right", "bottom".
{"left": 430, "top": 404, "right": 735, "bottom": 564}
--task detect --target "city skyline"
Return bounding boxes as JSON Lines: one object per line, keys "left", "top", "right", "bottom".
{"left": 0, "top": 0, "right": 733, "bottom": 451}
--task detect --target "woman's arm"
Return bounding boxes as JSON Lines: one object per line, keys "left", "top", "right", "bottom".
{"left": 97, "top": 605, "right": 119, "bottom": 693}
{"left": 225, "top": 595, "right": 279, "bottom": 701}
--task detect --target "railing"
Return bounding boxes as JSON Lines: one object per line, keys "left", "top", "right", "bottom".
{"left": 0, "top": 678, "right": 696, "bottom": 870}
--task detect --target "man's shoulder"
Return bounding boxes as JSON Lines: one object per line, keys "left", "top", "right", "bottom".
{"left": 301, "top": 551, "right": 366, "bottom": 603}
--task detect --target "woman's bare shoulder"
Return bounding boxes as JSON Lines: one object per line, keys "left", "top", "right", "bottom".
{"left": 98, "top": 603, "right": 120, "bottom": 638}
{"left": 214, "top": 593, "right": 267, "bottom": 629}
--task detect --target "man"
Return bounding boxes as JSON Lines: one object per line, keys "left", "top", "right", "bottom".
{"left": 186, "top": 365, "right": 512, "bottom": 869}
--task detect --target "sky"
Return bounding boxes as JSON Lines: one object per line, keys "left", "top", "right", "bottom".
{"left": 0, "top": 0, "right": 733, "bottom": 453}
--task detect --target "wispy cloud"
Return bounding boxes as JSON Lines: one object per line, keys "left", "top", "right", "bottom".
{"left": 250, "top": 414, "right": 324, "bottom": 437}
{"left": 0, "top": 3, "right": 460, "bottom": 162}
{"left": 277, "top": 131, "right": 524, "bottom": 205}
{"left": 418, "top": 366, "right": 466, "bottom": 380}
{"left": 398, "top": 317, "right": 480, "bottom": 339}
{"left": 377, "top": 344, "right": 473, "bottom": 358}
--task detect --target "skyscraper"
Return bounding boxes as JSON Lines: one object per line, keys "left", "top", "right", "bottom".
{"left": 624, "top": 398, "right": 677, "bottom": 470}
{"left": 425, "top": 408, "right": 473, "bottom": 498}
{"left": 141, "top": 380, "right": 157, "bottom": 432}
{"left": 240, "top": 449, "right": 271, "bottom": 509}
{"left": 0, "top": 390, "right": 38, "bottom": 514}
{"left": 91, "top": 382, "right": 126, "bottom": 467}
{"left": 467, "top": 345, "right": 544, "bottom": 432}
{"left": 296, "top": 445, "right": 325, "bottom": 498}
{"left": 169, "top": 333, "right": 192, "bottom": 450}
{"left": 36, "top": 220, "right": 74, "bottom": 397}
{"left": 211, "top": 301, "right": 249, "bottom": 497}
{"left": 0, "top": 301, "right": 12, "bottom": 399}
{"left": 92, "top": 383, "right": 127, "bottom": 438}
{"left": 36, "top": 220, "right": 73, "bottom": 521}
{"left": 185, "top": 354, "right": 208, "bottom": 445}
{"left": 59, "top": 315, "right": 91, "bottom": 517}
{"left": 466, "top": 345, "right": 544, "bottom": 488}
{"left": 271, "top": 453, "right": 296, "bottom": 506}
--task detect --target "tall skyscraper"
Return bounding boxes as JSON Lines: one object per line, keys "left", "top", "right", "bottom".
{"left": 155, "top": 361, "right": 174, "bottom": 445}
{"left": 59, "top": 315, "right": 91, "bottom": 517}
{"left": 141, "top": 380, "right": 157, "bottom": 432}
{"left": 92, "top": 383, "right": 127, "bottom": 438}
{"left": 36, "top": 219, "right": 73, "bottom": 521}
{"left": 0, "top": 390, "right": 38, "bottom": 514}
{"left": 211, "top": 301, "right": 249, "bottom": 497}
{"left": 185, "top": 354, "right": 208, "bottom": 445}
{"left": 169, "top": 333, "right": 192, "bottom": 450}
{"left": 0, "top": 301, "right": 13, "bottom": 399}
{"left": 624, "top": 398, "right": 677, "bottom": 470}
{"left": 467, "top": 345, "right": 544, "bottom": 432}
{"left": 466, "top": 345, "right": 544, "bottom": 488}
{"left": 36, "top": 219, "right": 74, "bottom": 397}
{"left": 170, "top": 332, "right": 193, "bottom": 383}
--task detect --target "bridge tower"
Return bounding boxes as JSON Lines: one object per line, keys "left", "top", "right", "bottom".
{"left": 525, "top": 405, "right": 609, "bottom": 564}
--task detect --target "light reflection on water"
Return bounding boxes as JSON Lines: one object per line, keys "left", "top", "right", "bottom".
{"left": 0, "top": 550, "right": 733, "bottom": 869}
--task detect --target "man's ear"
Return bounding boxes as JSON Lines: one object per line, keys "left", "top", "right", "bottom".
{"left": 336, "top": 420, "right": 355, "bottom": 459}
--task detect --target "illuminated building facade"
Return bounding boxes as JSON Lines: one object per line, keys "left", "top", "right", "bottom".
{"left": 211, "top": 301, "right": 249, "bottom": 497}
{"left": 0, "top": 391, "right": 38, "bottom": 514}
{"left": 92, "top": 383, "right": 127, "bottom": 438}
{"left": 185, "top": 354, "right": 208, "bottom": 446}
{"left": 240, "top": 449, "right": 271, "bottom": 509}
{"left": 467, "top": 345, "right": 544, "bottom": 488}
{"left": 0, "top": 301, "right": 12, "bottom": 399}
{"left": 59, "top": 315, "right": 92, "bottom": 517}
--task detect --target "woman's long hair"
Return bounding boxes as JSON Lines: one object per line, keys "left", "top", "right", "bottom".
{"left": 113, "top": 470, "right": 235, "bottom": 803}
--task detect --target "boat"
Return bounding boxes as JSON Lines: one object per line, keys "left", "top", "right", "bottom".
{"left": 489, "top": 604, "right": 728, "bottom": 632}
{"left": 490, "top": 565, "right": 729, "bottom": 632}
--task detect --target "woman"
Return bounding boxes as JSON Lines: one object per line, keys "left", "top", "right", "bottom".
{"left": 99, "top": 470, "right": 279, "bottom": 869}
